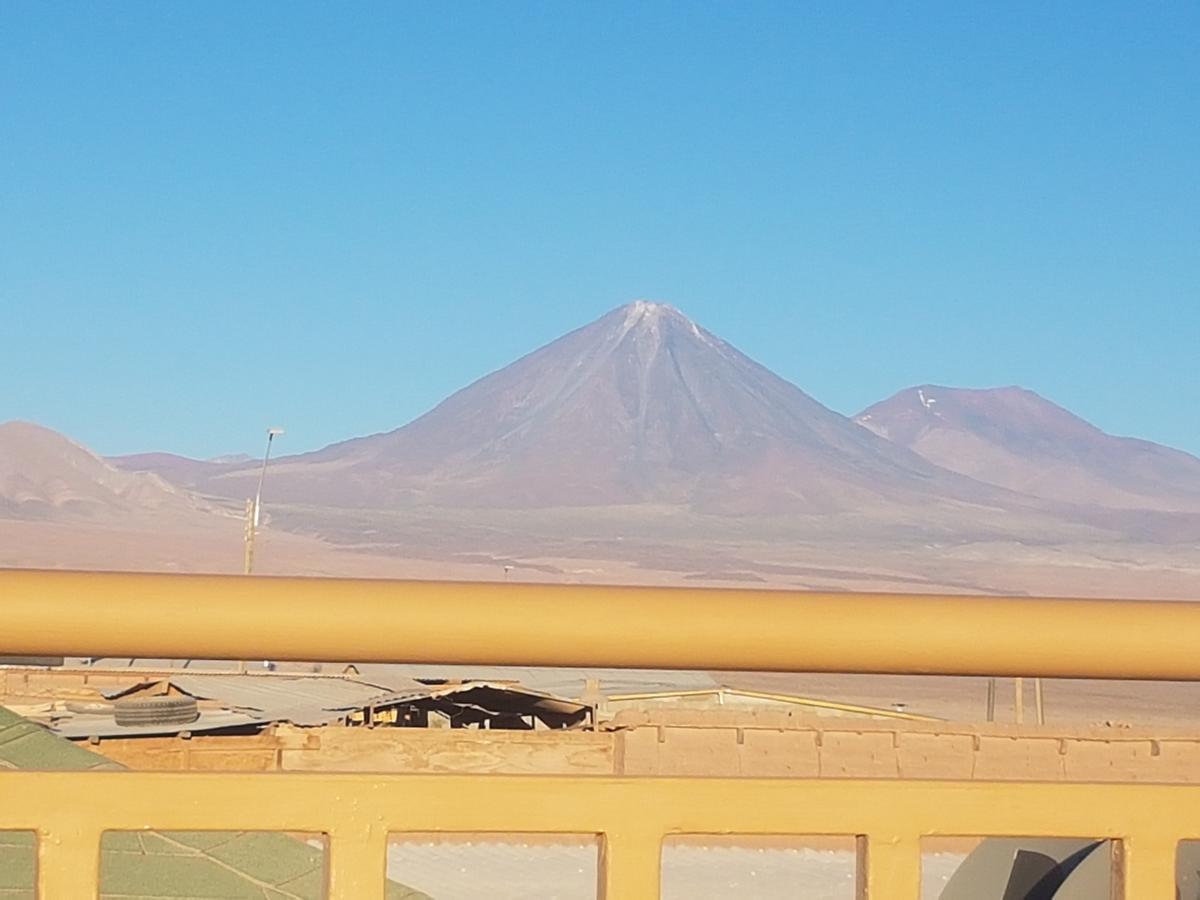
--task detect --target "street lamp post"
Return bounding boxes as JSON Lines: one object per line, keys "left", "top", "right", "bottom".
{"left": 242, "top": 427, "right": 283, "bottom": 675}
{"left": 243, "top": 427, "right": 284, "bottom": 576}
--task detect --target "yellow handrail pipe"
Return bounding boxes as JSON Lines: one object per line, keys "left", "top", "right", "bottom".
{"left": 3, "top": 569, "right": 1199, "bottom": 679}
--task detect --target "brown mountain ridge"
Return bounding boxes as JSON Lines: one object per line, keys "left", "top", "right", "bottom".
{"left": 857, "top": 385, "right": 1200, "bottom": 513}
{"left": 102, "top": 302, "right": 1200, "bottom": 546}
{"left": 0, "top": 421, "right": 219, "bottom": 524}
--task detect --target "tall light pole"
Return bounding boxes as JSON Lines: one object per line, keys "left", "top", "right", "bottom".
{"left": 244, "top": 427, "right": 284, "bottom": 576}
{"left": 253, "top": 427, "right": 284, "bottom": 531}
{"left": 241, "top": 427, "right": 284, "bottom": 675}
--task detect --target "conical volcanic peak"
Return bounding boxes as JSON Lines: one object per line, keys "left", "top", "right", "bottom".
{"left": 607, "top": 301, "right": 718, "bottom": 347}
{"left": 617, "top": 299, "right": 686, "bottom": 327}
{"left": 187, "top": 304, "right": 1000, "bottom": 513}
{"left": 858, "top": 385, "right": 1200, "bottom": 512}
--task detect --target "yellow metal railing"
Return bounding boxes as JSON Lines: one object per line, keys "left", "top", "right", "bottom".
{"left": 4, "top": 569, "right": 1200, "bottom": 898}
{"left": 2, "top": 772, "right": 1194, "bottom": 898}
{"left": 8, "top": 569, "right": 1200, "bottom": 678}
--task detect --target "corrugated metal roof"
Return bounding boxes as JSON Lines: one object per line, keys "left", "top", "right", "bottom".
{"left": 168, "top": 674, "right": 430, "bottom": 726}
{"left": 66, "top": 660, "right": 721, "bottom": 700}
{"left": 603, "top": 687, "right": 941, "bottom": 721}
{"left": 100, "top": 679, "right": 165, "bottom": 700}
{"left": 40, "top": 671, "right": 591, "bottom": 736}
{"left": 52, "top": 709, "right": 269, "bottom": 739}
{"left": 352, "top": 664, "right": 719, "bottom": 699}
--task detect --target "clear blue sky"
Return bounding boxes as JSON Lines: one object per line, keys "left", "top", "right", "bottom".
{"left": 3, "top": 2, "right": 1197, "bottom": 459}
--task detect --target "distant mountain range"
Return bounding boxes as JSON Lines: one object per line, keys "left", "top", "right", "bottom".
{"left": 118, "top": 302, "right": 1023, "bottom": 517}
{"left": 0, "top": 421, "right": 217, "bottom": 523}
{"left": 7, "top": 303, "right": 1200, "bottom": 549}
{"left": 857, "top": 385, "right": 1200, "bottom": 514}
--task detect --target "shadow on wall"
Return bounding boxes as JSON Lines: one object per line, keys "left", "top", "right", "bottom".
{"left": 940, "top": 836, "right": 1200, "bottom": 898}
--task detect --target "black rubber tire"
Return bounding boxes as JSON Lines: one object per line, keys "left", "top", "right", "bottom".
{"left": 114, "top": 695, "right": 199, "bottom": 727}
{"left": 115, "top": 696, "right": 196, "bottom": 712}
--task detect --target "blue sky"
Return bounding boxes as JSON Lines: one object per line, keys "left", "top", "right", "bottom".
{"left": 3, "top": 2, "right": 1197, "bottom": 459}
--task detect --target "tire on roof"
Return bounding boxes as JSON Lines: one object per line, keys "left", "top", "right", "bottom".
{"left": 114, "top": 695, "right": 199, "bottom": 727}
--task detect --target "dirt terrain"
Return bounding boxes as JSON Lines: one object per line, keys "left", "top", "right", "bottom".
{"left": 722, "top": 671, "right": 1200, "bottom": 728}
{"left": 3, "top": 516, "right": 1198, "bottom": 729}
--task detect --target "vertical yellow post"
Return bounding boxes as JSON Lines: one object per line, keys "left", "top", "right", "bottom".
{"left": 859, "top": 835, "right": 921, "bottom": 900}
{"left": 600, "top": 829, "right": 661, "bottom": 899}
{"left": 1119, "top": 835, "right": 1177, "bottom": 899}
{"left": 38, "top": 823, "right": 102, "bottom": 900}
{"left": 327, "top": 824, "right": 388, "bottom": 900}
{"left": 1034, "top": 677, "right": 1045, "bottom": 725}
{"left": 1014, "top": 676, "right": 1025, "bottom": 724}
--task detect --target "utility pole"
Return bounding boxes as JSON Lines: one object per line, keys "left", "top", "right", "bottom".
{"left": 242, "top": 498, "right": 255, "bottom": 575}
{"left": 243, "top": 428, "right": 284, "bottom": 576}
{"left": 241, "top": 428, "right": 283, "bottom": 675}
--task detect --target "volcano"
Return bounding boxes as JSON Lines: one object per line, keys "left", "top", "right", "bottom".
{"left": 150, "top": 302, "right": 1010, "bottom": 516}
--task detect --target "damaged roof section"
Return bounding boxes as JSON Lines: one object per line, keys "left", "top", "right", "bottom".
{"left": 412, "top": 681, "right": 591, "bottom": 730}
{"left": 45, "top": 672, "right": 591, "bottom": 739}
{"left": 102, "top": 673, "right": 433, "bottom": 727}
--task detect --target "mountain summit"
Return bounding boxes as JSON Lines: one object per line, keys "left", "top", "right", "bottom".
{"left": 178, "top": 303, "right": 998, "bottom": 514}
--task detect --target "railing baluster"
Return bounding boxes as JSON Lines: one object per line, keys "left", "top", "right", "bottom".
{"left": 599, "top": 828, "right": 662, "bottom": 899}
{"left": 327, "top": 823, "right": 388, "bottom": 900}
{"left": 7, "top": 773, "right": 1200, "bottom": 899}
{"left": 37, "top": 823, "right": 101, "bottom": 900}
{"left": 1119, "top": 834, "right": 1178, "bottom": 899}
{"left": 859, "top": 834, "right": 921, "bottom": 900}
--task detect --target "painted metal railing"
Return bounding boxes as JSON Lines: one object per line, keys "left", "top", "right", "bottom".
{"left": 5, "top": 569, "right": 1200, "bottom": 898}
